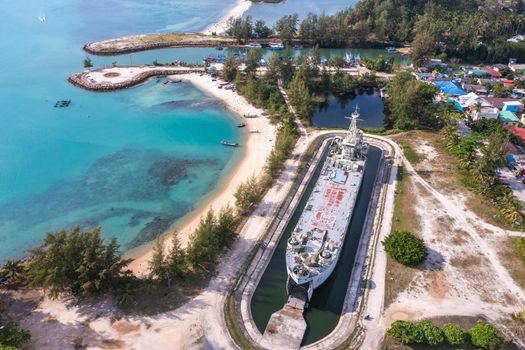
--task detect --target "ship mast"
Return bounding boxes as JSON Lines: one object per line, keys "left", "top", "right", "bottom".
{"left": 344, "top": 105, "right": 360, "bottom": 145}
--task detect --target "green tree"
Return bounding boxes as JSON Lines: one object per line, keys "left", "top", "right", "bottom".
{"left": 166, "top": 233, "right": 186, "bottom": 278}
{"left": 83, "top": 56, "right": 93, "bottom": 68}
{"left": 274, "top": 13, "right": 299, "bottom": 42}
{"left": 0, "top": 322, "right": 30, "bottom": 349}
{"left": 215, "top": 206, "right": 239, "bottom": 248}
{"left": 1, "top": 260, "right": 24, "bottom": 283}
{"left": 411, "top": 31, "right": 436, "bottom": 66}
{"left": 26, "top": 226, "right": 130, "bottom": 298}
{"left": 416, "top": 320, "right": 444, "bottom": 346}
{"left": 289, "top": 73, "right": 314, "bottom": 119}
{"left": 387, "top": 320, "right": 418, "bottom": 345}
{"left": 469, "top": 321, "right": 501, "bottom": 349}
{"left": 186, "top": 210, "right": 219, "bottom": 267}
{"left": 254, "top": 19, "right": 272, "bottom": 38}
{"left": 245, "top": 48, "right": 262, "bottom": 76}
{"left": 383, "top": 230, "right": 427, "bottom": 266}
{"left": 234, "top": 176, "right": 264, "bottom": 215}
{"left": 149, "top": 237, "right": 171, "bottom": 285}
{"left": 385, "top": 72, "right": 438, "bottom": 130}
{"left": 442, "top": 323, "right": 466, "bottom": 346}
{"left": 223, "top": 56, "right": 239, "bottom": 82}
{"left": 226, "top": 16, "right": 253, "bottom": 43}
{"left": 115, "top": 273, "right": 138, "bottom": 307}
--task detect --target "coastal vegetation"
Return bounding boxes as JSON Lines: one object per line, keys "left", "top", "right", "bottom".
{"left": 382, "top": 230, "right": 427, "bottom": 267}
{"left": 442, "top": 114, "right": 525, "bottom": 226}
{"left": 386, "top": 319, "right": 505, "bottom": 349}
{"left": 24, "top": 226, "right": 131, "bottom": 299}
{"left": 384, "top": 72, "right": 439, "bottom": 130}
{"left": 0, "top": 321, "right": 31, "bottom": 350}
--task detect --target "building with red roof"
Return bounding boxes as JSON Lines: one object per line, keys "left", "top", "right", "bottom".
{"left": 484, "top": 67, "right": 502, "bottom": 77}
{"left": 508, "top": 127, "right": 525, "bottom": 144}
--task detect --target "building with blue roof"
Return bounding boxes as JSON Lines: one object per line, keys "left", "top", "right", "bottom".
{"left": 434, "top": 81, "right": 466, "bottom": 96}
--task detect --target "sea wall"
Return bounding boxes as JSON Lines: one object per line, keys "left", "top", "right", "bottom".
{"left": 68, "top": 67, "right": 205, "bottom": 92}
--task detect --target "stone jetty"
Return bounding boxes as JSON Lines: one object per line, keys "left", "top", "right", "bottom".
{"left": 68, "top": 66, "right": 205, "bottom": 91}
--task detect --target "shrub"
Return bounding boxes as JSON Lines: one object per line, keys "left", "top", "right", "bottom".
{"left": 469, "top": 321, "right": 500, "bottom": 349}
{"left": 443, "top": 323, "right": 466, "bottom": 346}
{"left": 416, "top": 320, "right": 444, "bottom": 346}
{"left": 387, "top": 320, "right": 418, "bottom": 344}
{"left": 0, "top": 322, "right": 30, "bottom": 349}
{"left": 383, "top": 230, "right": 428, "bottom": 266}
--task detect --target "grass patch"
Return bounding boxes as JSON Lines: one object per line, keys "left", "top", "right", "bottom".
{"left": 398, "top": 140, "right": 424, "bottom": 164}
{"left": 385, "top": 164, "right": 421, "bottom": 307}
{"left": 225, "top": 294, "right": 257, "bottom": 350}
{"left": 499, "top": 237, "right": 525, "bottom": 290}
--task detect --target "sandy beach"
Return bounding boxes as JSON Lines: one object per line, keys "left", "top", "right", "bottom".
{"left": 202, "top": 0, "right": 252, "bottom": 35}
{"left": 127, "top": 73, "right": 276, "bottom": 275}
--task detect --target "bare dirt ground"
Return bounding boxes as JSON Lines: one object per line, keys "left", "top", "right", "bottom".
{"left": 362, "top": 132, "right": 525, "bottom": 349}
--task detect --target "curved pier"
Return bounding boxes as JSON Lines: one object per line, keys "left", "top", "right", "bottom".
{"left": 68, "top": 66, "right": 205, "bottom": 91}
{"left": 225, "top": 133, "right": 397, "bottom": 349}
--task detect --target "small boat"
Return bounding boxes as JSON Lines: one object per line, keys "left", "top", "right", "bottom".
{"left": 243, "top": 114, "right": 258, "bottom": 118}
{"left": 163, "top": 80, "right": 169, "bottom": 85}
{"left": 38, "top": 15, "right": 46, "bottom": 22}
{"left": 386, "top": 47, "right": 396, "bottom": 53}
{"left": 220, "top": 141, "right": 239, "bottom": 147}
{"left": 171, "top": 79, "right": 182, "bottom": 84}
{"left": 237, "top": 123, "right": 246, "bottom": 128}
{"left": 216, "top": 46, "right": 224, "bottom": 51}
{"left": 250, "top": 130, "right": 260, "bottom": 133}
{"left": 269, "top": 42, "right": 285, "bottom": 51}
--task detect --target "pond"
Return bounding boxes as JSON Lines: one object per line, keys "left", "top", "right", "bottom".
{"left": 311, "top": 88, "right": 385, "bottom": 129}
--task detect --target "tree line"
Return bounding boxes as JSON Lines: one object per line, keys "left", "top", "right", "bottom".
{"left": 225, "top": 1, "right": 525, "bottom": 64}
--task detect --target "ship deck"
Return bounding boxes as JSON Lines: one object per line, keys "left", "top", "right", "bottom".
{"left": 286, "top": 156, "right": 365, "bottom": 279}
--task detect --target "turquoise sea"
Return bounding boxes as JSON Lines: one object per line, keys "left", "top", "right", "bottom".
{"left": 0, "top": 0, "right": 366, "bottom": 263}
{"left": 0, "top": 0, "right": 244, "bottom": 261}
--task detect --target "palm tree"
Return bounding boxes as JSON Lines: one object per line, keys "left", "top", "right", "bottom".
{"left": 1, "top": 259, "right": 24, "bottom": 282}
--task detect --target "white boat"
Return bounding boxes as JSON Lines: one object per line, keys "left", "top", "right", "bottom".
{"left": 245, "top": 42, "right": 262, "bottom": 48}
{"left": 38, "top": 15, "right": 46, "bottom": 22}
{"left": 269, "top": 42, "right": 285, "bottom": 50}
{"left": 285, "top": 106, "right": 368, "bottom": 302}
{"left": 345, "top": 52, "right": 353, "bottom": 64}
{"left": 386, "top": 47, "right": 396, "bottom": 53}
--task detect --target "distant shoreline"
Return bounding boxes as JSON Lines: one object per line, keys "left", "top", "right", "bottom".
{"left": 202, "top": 0, "right": 253, "bottom": 35}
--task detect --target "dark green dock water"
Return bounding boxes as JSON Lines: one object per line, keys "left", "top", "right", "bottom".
{"left": 250, "top": 146, "right": 382, "bottom": 346}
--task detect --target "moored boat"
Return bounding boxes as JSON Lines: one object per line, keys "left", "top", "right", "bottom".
{"left": 220, "top": 140, "right": 239, "bottom": 147}
{"left": 237, "top": 123, "right": 246, "bottom": 128}
{"left": 269, "top": 42, "right": 285, "bottom": 51}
